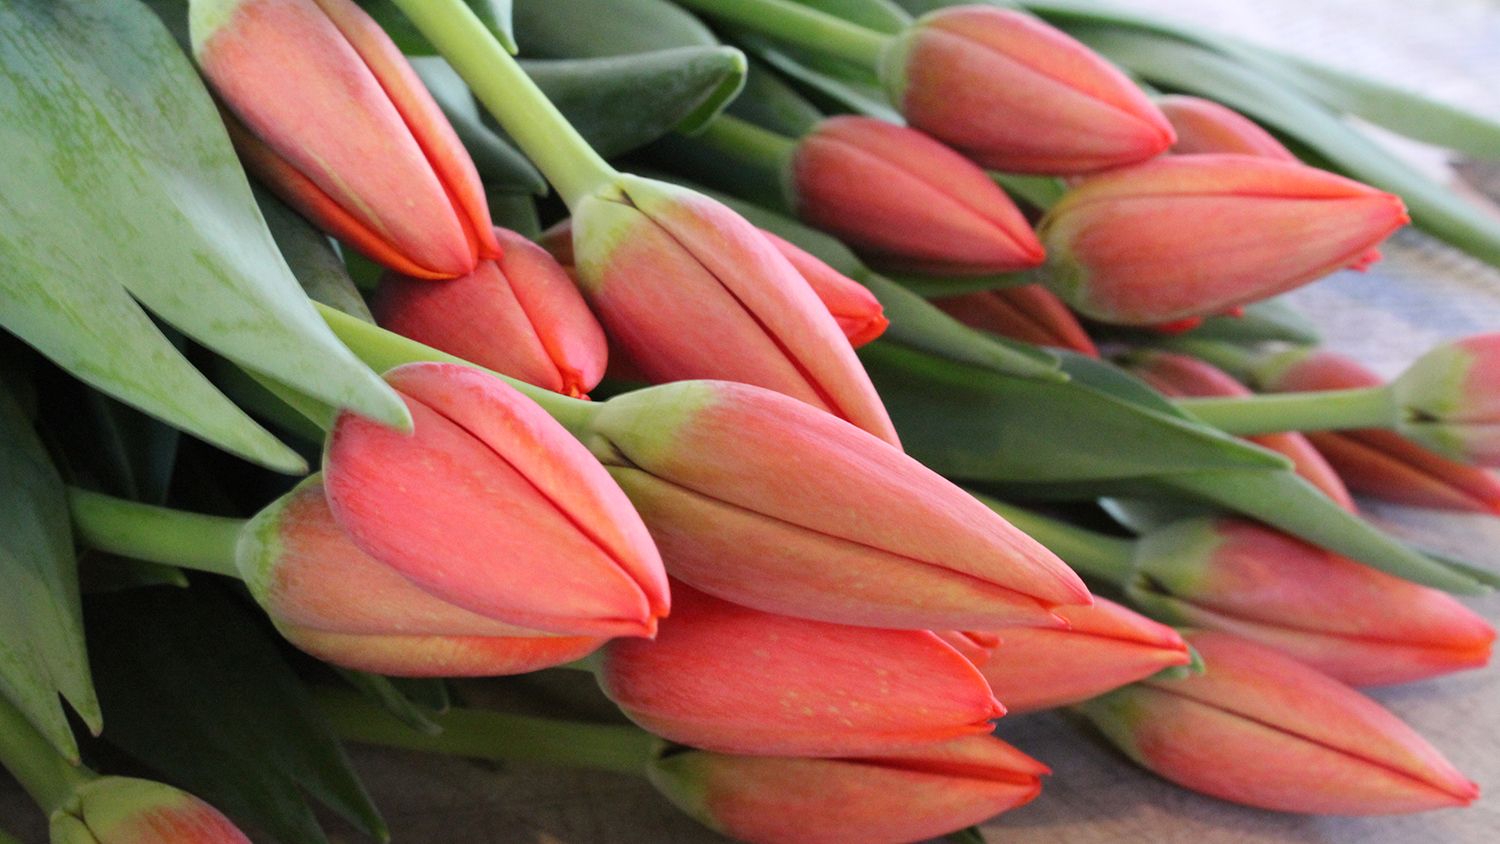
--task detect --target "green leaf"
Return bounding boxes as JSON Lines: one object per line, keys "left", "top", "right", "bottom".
{"left": 525, "top": 47, "right": 749, "bottom": 155}
{"left": 0, "top": 381, "right": 99, "bottom": 760}
{"left": 0, "top": 1, "right": 406, "bottom": 474}
{"left": 361, "top": 0, "right": 516, "bottom": 54}
{"left": 408, "top": 58, "right": 546, "bottom": 194}
{"left": 336, "top": 669, "right": 444, "bottom": 736}
{"left": 254, "top": 190, "right": 375, "bottom": 323}
{"left": 944, "top": 827, "right": 987, "bottom": 844}
{"left": 749, "top": 39, "right": 903, "bottom": 122}
{"left": 1176, "top": 299, "right": 1320, "bottom": 346}
{"left": 788, "top": 0, "right": 912, "bottom": 33}
{"left": 862, "top": 343, "right": 1286, "bottom": 482}
{"left": 87, "top": 585, "right": 387, "bottom": 844}
{"left": 727, "top": 57, "right": 826, "bottom": 137}
{"left": 512, "top": 0, "right": 717, "bottom": 57}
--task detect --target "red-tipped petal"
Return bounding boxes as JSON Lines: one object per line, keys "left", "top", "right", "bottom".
{"left": 933, "top": 285, "right": 1098, "bottom": 356}
{"left": 761, "top": 230, "right": 889, "bottom": 348}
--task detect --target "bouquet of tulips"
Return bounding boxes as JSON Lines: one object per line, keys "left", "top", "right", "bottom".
{"left": 3, "top": 0, "right": 1498, "bottom": 841}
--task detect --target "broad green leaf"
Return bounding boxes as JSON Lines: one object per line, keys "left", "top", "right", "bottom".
{"left": 337, "top": 670, "right": 443, "bottom": 736}
{"left": 788, "top": 0, "right": 912, "bottom": 33}
{"left": 512, "top": 0, "right": 716, "bottom": 57}
{"left": 0, "top": 381, "right": 99, "bottom": 760}
{"left": 409, "top": 58, "right": 546, "bottom": 194}
{"left": 862, "top": 343, "right": 1285, "bottom": 482}
{"left": 749, "top": 39, "right": 903, "bottom": 122}
{"left": 727, "top": 58, "right": 826, "bottom": 137}
{"left": 361, "top": 0, "right": 516, "bottom": 54}
{"left": 254, "top": 190, "right": 375, "bottom": 323}
{"left": 0, "top": 1, "right": 405, "bottom": 474}
{"left": 1177, "top": 299, "right": 1320, "bottom": 346}
{"left": 88, "top": 585, "right": 387, "bottom": 844}
{"left": 489, "top": 192, "right": 542, "bottom": 239}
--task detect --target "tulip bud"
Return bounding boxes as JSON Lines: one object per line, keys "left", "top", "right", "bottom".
{"left": 648, "top": 735, "right": 1047, "bottom": 844}
{"left": 324, "top": 362, "right": 669, "bottom": 637}
{"left": 1078, "top": 631, "right": 1479, "bottom": 814}
{"left": 572, "top": 175, "right": 899, "bottom": 443}
{"left": 789, "top": 116, "right": 1044, "bottom": 273}
{"left": 936, "top": 630, "right": 1001, "bottom": 669}
{"left": 880, "top": 6, "right": 1174, "bottom": 174}
{"left": 373, "top": 228, "right": 608, "bottom": 397}
{"left": 1038, "top": 155, "right": 1409, "bottom": 324}
{"left": 238, "top": 478, "right": 605, "bottom": 676}
{"left": 976, "top": 598, "right": 1191, "bottom": 714}
{"left": 585, "top": 380, "right": 1089, "bottom": 630}
{"left": 1391, "top": 333, "right": 1500, "bottom": 466}
{"left": 1127, "top": 519, "right": 1494, "bottom": 686}
{"left": 933, "top": 285, "right": 1098, "bottom": 356}
{"left": 192, "top": 0, "right": 499, "bottom": 279}
{"left": 757, "top": 231, "right": 888, "bottom": 348}
{"left": 1159, "top": 96, "right": 1383, "bottom": 271}
{"left": 1128, "top": 351, "right": 1355, "bottom": 510}
{"left": 1260, "top": 349, "right": 1500, "bottom": 513}
{"left": 599, "top": 584, "right": 1004, "bottom": 757}
{"left": 49, "top": 777, "right": 249, "bottom": 844}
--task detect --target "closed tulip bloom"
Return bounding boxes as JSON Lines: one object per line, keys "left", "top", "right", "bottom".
{"left": 238, "top": 479, "right": 605, "bottom": 676}
{"left": 191, "top": 0, "right": 499, "bottom": 279}
{"left": 933, "top": 285, "right": 1098, "bottom": 356}
{"left": 49, "top": 777, "right": 250, "bottom": 844}
{"left": 585, "top": 380, "right": 1089, "bottom": 630}
{"left": 1392, "top": 333, "right": 1500, "bottom": 466}
{"left": 598, "top": 585, "right": 1004, "bottom": 757}
{"left": 936, "top": 630, "right": 1002, "bottom": 669}
{"left": 1038, "top": 155, "right": 1408, "bottom": 324}
{"left": 758, "top": 231, "right": 888, "bottom": 348}
{"left": 1078, "top": 631, "right": 1479, "bottom": 814}
{"left": 572, "top": 175, "right": 898, "bottom": 443}
{"left": 1261, "top": 349, "right": 1500, "bottom": 513}
{"left": 649, "top": 735, "right": 1047, "bottom": 844}
{"left": 977, "top": 598, "right": 1191, "bottom": 714}
{"left": 1127, "top": 518, "right": 1494, "bottom": 686}
{"left": 374, "top": 228, "right": 608, "bottom": 397}
{"left": 324, "top": 362, "right": 669, "bottom": 638}
{"left": 790, "top": 116, "right": 1044, "bottom": 273}
{"left": 880, "top": 6, "right": 1174, "bottom": 174}
{"left": 1129, "top": 351, "right": 1355, "bottom": 509}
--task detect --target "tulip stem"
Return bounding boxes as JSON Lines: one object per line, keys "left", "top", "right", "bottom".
{"left": 693, "top": 116, "right": 797, "bottom": 189}
{"left": 976, "top": 496, "right": 1137, "bottom": 585}
{"left": 315, "top": 689, "right": 657, "bottom": 778}
{"left": 390, "top": 0, "right": 616, "bottom": 207}
{"left": 1177, "top": 385, "right": 1398, "bottom": 435}
{"left": 673, "top": 0, "right": 892, "bottom": 68}
{"left": 0, "top": 695, "right": 93, "bottom": 814}
{"left": 315, "top": 304, "right": 602, "bottom": 438}
{"left": 67, "top": 488, "right": 244, "bottom": 579}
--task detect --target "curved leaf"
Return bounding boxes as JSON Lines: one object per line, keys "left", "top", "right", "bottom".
{"left": 409, "top": 57, "right": 545, "bottom": 194}
{"left": 0, "top": 0, "right": 406, "bottom": 475}
{"left": 512, "top": 0, "right": 717, "bottom": 57}
{"left": 789, "top": 0, "right": 912, "bottom": 33}
{"left": 360, "top": 0, "right": 516, "bottom": 54}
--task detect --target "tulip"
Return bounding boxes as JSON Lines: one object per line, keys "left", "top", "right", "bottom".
{"left": 1128, "top": 351, "right": 1356, "bottom": 509}
{"left": 936, "top": 630, "right": 1001, "bottom": 669}
{"left": 238, "top": 478, "right": 606, "bottom": 676}
{"left": 1260, "top": 349, "right": 1500, "bottom": 513}
{"left": 758, "top": 231, "right": 888, "bottom": 348}
{"left": 789, "top": 115, "right": 1044, "bottom": 273}
{"left": 571, "top": 175, "right": 898, "bottom": 442}
{"left": 373, "top": 227, "right": 608, "bottom": 397}
{"left": 585, "top": 379, "right": 1089, "bottom": 630}
{"left": 49, "top": 777, "right": 250, "bottom": 844}
{"left": 880, "top": 6, "right": 1174, "bottom": 174}
{"left": 1159, "top": 95, "right": 1382, "bottom": 271}
{"left": 933, "top": 285, "right": 1097, "bottom": 356}
{"left": 323, "top": 362, "right": 669, "bottom": 637}
{"left": 648, "top": 735, "right": 1047, "bottom": 844}
{"left": 598, "top": 584, "right": 1004, "bottom": 757}
{"left": 977, "top": 598, "right": 1192, "bottom": 714}
{"left": 1078, "top": 631, "right": 1479, "bottom": 814}
{"left": 1390, "top": 333, "right": 1500, "bottom": 466}
{"left": 1038, "top": 155, "right": 1409, "bottom": 324}
{"left": 1128, "top": 518, "right": 1494, "bottom": 686}
{"left": 192, "top": 0, "right": 499, "bottom": 279}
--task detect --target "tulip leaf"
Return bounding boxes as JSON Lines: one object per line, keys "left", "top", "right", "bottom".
{"left": 944, "top": 827, "right": 987, "bottom": 844}
{"left": 0, "top": 381, "right": 99, "bottom": 761}
{"left": 726, "top": 57, "right": 827, "bottom": 137}
{"left": 862, "top": 343, "right": 1287, "bottom": 481}
{"left": 512, "top": 0, "right": 718, "bottom": 57}
{"left": 0, "top": 0, "right": 407, "bottom": 474}
{"left": 524, "top": 48, "right": 749, "bottom": 154}
{"left": 87, "top": 585, "right": 387, "bottom": 844}
{"left": 409, "top": 57, "right": 546, "bottom": 195}
{"left": 360, "top": 0, "right": 516, "bottom": 54}
{"left": 336, "top": 669, "right": 444, "bottom": 736}
{"left": 1172, "top": 299, "right": 1320, "bottom": 346}
{"left": 786, "top": 0, "right": 912, "bottom": 33}
{"left": 255, "top": 190, "right": 375, "bottom": 323}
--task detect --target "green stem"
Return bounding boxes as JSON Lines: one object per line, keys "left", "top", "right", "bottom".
{"left": 316, "top": 690, "right": 656, "bottom": 778}
{"left": 390, "top": 0, "right": 615, "bottom": 207}
{"left": 974, "top": 494, "right": 1137, "bottom": 585}
{"left": 67, "top": 488, "right": 243, "bottom": 578}
{"left": 695, "top": 115, "right": 797, "bottom": 180}
{"left": 0, "top": 696, "right": 92, "bottom": 814}
{"left": 1176, "top": 385, "right": 1398, "bottom": 435}
{"left": 316, "top": 303, "right": 601, "bottom": 439}
{"left": 674, "top": 0, "right": 892, "bottom": 67}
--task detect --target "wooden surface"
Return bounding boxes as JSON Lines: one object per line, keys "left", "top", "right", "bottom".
{"left": 5, "top": 1, "right": 1500, "bottom": 842}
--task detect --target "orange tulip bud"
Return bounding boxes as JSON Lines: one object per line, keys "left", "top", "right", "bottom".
{"left": 49, "top": 777, "right": 250, "bottom": 844}
{"left": 933, "top": 285, "right": 1098, "bottom": 356}
{"left": 1392, "top": 333, "right": 1500, "bottom": 466}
